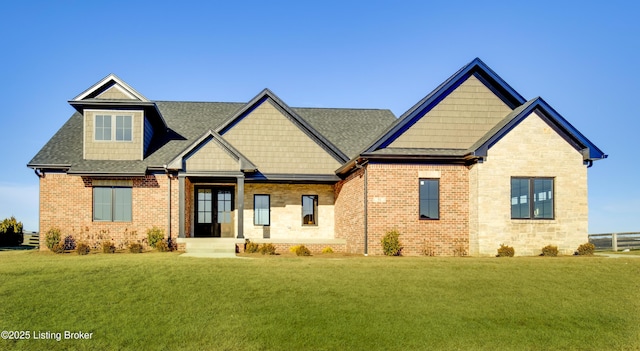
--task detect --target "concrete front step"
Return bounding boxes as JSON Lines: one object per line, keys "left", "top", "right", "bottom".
{"left": 183, "top": 238, "right": 237, "bottom": 257}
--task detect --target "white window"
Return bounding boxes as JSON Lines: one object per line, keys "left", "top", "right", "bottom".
{"left": 95, "top": 115, "right": 132, "bottom": 141}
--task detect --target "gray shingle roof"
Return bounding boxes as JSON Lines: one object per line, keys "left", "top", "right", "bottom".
{"left": 28, "top": 100, "right": 397, "bottom": 173}
{"left": 293, "top": 108, "right": 396, "bottom": 159}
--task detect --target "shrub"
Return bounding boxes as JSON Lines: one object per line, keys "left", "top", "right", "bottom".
{"left": 0, "top": 216, "right": 24, "bottom": 246}
{"left": 541, "top": 245, "right": 559, "bottom": 257}
{"left": 102, "top": 241, "right": 116, "bottom": 253}
{"left": 577, "top": 242, "right": 595, "bottom": 256}
{"left": 63, "top": 235, "right": 76, "bottom": 251}
{"left": 45, "top": 228, "right": 62, "bottom": 251}
{"left": 321, "top": 246, "right": 334, "bottom": 254}
{"left": 244, "top": 239, "right": 259, "bottom": 253}
{"left": 381, "top": 230, "right": 403, "bottom": 256}
{"left": 76, "top": 242, "right": 90, "bottom": 255}
{"left": 289, "top": 245, "right": 301, "bottom": 253}
{"left": 453, "top": 238, "right": 468, "bottom": 257}
{"left": 128, "top": 242, "right": 143, "bottom": 253}
{"left": 155, "top": 240, "right": 170, "bottom": 252}
{"left": 147, "top": 227, "right": 165, "bottom": 249}
{"left": 497, "top": 244, "right": 515, "bottom": 257}
{"left": 295, "top": 245, "right": 312, "bottom": 256}
{"left": 52, "top": 242, "right": 65, "bottom": 254}
{"left": 258, "top": 243, "right": 277, "bottom": 255}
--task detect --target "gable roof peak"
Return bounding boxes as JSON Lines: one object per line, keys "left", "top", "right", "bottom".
{"left": 361, "top": 58, "right": 528, "bottom": 154}
{"left": 72, "top": 73, "right": 150, "bottom": 102}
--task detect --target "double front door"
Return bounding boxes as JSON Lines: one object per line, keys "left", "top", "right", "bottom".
{"left": 195, "top": 187, "right": 234, "bottom": 237}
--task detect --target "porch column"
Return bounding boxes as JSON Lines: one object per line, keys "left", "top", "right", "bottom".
{"left": 236, "top": 175, "right": 244, "bottom": 239}
{"left": 178, "top": 175, "right": 185, "bottom": 238}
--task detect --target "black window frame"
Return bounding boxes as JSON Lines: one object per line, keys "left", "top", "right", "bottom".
{"left": 419, "top": 178, "right": 440, "bottom": 220}
{"left": 301, "top": 195, "right": 318, "bottom": 226}
{"left": 511, "top": 177, "right": 555, "bottom": 220}
{"left": 254, "top": 194, "right": 270, "bottom": 226}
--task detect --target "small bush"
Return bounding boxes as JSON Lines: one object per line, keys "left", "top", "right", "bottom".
{"left": 295, "top": 245, "right": 312, "bottom": 256}
{"left": 497, "top": 244, "right": 515, "bottom": 257}
{"left": 147, "top": 227, "right": 165, "bottom": 249}
{"left": 541, "top": 245, "right": 559, "bottom": 257}
{"left": 259, "top": 243, "right": 277, "bottom": 255}
{"left": 321, "top": 246, "right": 334, "bottom": 254}
{"left": 155, "top": 240, "right": 170, "bottom": 252}
{"left": 63, "top": 235, "right": 76, "bottom": 251}
{"left": 289, "top": 245, "right": 301, "bottom": 253}
{"left": 577, "top": 242, "right": 595, "bottom": 256}
{"left": 381, "top": 230, "right": 403, "bottom": 256}
{"left": 45, "top": 228, "right": 62, "bottom": 251}
{"left": 102, "top": 241, "right": 116, "bottom": 253}
{"left": 128, "top": 242, "right": 143, "bottom": 253}
{"left": 76, "top": 242, "right": 90, "bottom": 255}
{"left": 52, "top": 241, "right": 65, "bottom": 254}
{"left": 244, "top": 239, "right": 259, "bottom": 253}
{"left": 0, "top": 216, "right": 24, "bottom": 246}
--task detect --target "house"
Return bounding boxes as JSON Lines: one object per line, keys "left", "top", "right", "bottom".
{"left": 28, "top": 58, "right": 606, "bottom": 256}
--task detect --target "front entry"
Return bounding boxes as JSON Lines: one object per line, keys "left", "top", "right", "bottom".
{"left": 195, "top": 187, "right": 234, "bottom": 237}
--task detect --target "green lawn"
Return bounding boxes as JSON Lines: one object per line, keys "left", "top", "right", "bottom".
{"left": 1, "top": 251, "right": 639, "bottom": 351}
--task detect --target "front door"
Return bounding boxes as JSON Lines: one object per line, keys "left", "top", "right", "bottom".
{"left": 195, "top": 187, "right": 234, "bottom": 237}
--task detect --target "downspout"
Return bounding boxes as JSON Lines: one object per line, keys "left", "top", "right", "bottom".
{"left": 34, "top": 168, "right": 44, "bottom": 178}
{"left": 355, "top": 160, "right": 368, "bottom": 256}
{"left": 364, "top": 164, "right": 368, "bottom": 256}
{"left": 164, "top": 166, "right": 172, "bottom": 247}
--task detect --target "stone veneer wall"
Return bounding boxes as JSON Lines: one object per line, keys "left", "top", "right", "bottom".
{"left": 334, "top": 167, "right": 366, "bottom": 254}
{"left": 242, "top": 183, "right": 335, "bottom": 240}
{"left": 39, "top": 172, "right": 178, "bottom": 250}
{"left": 365, "top": 163, "right": 470, "bottom": 256}
{"left": 471, "top": 111, "right": 589, "bottom": 256}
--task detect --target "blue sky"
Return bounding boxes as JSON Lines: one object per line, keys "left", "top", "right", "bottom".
{"left": 0, "top": 0, "right": 637, "bottom": 233}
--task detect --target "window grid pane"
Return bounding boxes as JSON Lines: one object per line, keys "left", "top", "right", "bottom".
{"left": 115, "top": 115, "right": 132, "bottom": 141}
{"left": 419, "top": 179, "right": 439, "bottom": 219}
{"left": 95, "top": 115, "right": 112, "bottom": 141}
{"left": 534, "top": 179, "right": 553, "bottom": 219}
{"left": 511, "top": 178, "right": 553, "bottom": 219}
{"left": 254, "top": 195, "right": 270, "bottom": 226}
{"left": 113, "top": 187, "right": 132, "bottom": 221}
{"left": 93, "top": 187, "right": 112, "bottom": 221}
{"left": 217, "top": 190, "right": 232, "bottom": 224}
{"left": 511, "top": 178, "right": 530, "bottom": 219}
{"left": 302, "top": 195, "right": 318, "bottom": 225}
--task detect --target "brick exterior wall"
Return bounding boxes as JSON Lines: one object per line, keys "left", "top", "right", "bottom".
{"left": 39, "top": 172, "right": 178, "bottom": 250}
{"left": 365, "top": 163, "right": 470, "bottom": 256}
{"left": 334, "top": 167, "right": 365, "bottom": 254}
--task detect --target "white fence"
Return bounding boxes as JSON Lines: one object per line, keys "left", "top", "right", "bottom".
{"left": 588, "top": 232, "right": 640, "bottom": 251}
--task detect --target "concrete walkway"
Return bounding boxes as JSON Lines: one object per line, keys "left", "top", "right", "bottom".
{"left": 597, "top": 253, "right": 640, "bottom": 258}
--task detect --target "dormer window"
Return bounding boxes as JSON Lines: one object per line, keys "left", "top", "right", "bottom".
{"left": 94, "top": 114, "right": 132, "bottom": 141}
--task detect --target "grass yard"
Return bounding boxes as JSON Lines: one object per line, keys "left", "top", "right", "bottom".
{"left": 0, "top": 251, "right": 639, "bottom": 351}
